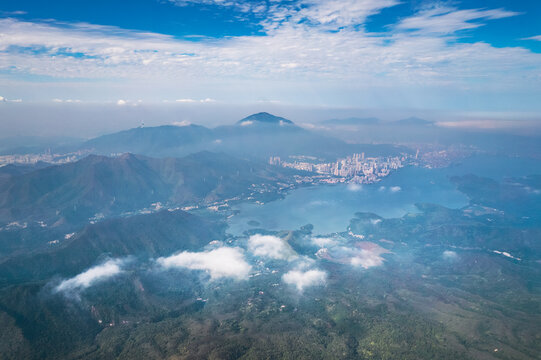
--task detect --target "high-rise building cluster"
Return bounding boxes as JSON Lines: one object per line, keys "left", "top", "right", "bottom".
{"left": 269, "top": 153, "right": 404, "bottom": 184}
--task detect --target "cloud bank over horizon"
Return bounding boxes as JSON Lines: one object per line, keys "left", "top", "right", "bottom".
{"left": 1, "top": 0, "right": 540, "bottom": 113}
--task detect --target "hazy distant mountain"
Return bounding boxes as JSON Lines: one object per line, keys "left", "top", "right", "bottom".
{"left": 0, "top": 136, "right": 83, "bottom": 155}
{"left": 393, "top": 117, "right": 434, "bottom": 126}
{"left": 223, "top": 113, "right": 409, "bottom": 159}
{"left": 82, "top": 124, "right": 213, "bottom": 156}
{"left": 322, "top": 117, "right": 380, "bottom": 126}
{"left": 236, "top": 112, "right": 294, "bottom": 126}
{"left": 76, "top": 112, "right": 408, "bottom": 160}
{"left": 0, "top": 151, "right": 299, "bottom": 226}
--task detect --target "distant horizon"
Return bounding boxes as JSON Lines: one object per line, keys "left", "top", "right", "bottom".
{"left": 2, "top": 103, "right": 541, "bottom": 139}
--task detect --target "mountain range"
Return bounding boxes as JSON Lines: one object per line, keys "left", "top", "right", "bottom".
{"left": 77, "top": 112, "right": 407, "bottom": 160}
{"left": 0, "top": 151, "right": 300, "bottom": 228}
{"left": 0, "top": 209, "right": 224, "bottom": 284}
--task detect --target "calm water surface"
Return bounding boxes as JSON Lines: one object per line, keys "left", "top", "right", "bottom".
{"left": 227, "top": 155, "right": 541, "bottom": 235}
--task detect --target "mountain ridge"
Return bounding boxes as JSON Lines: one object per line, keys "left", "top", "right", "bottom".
{"left": 0, "top": 151, "right": 300, "bottom": 227}
{"left": 75, "top": 112, "right": 408, "bottom": 160}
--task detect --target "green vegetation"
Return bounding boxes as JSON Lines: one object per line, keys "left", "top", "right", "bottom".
{"left": 0, "top": 170, "right": 540, "bottom": 359}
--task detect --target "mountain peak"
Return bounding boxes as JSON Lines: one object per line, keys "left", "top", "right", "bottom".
{"left": 237, "top": 112, "right": 294, "bottom": 126}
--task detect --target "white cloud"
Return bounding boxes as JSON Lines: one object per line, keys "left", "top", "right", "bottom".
{"left": 523, "top": 35, "right": 541, "bottom": 41}
{"left": 438, "top": 119, "right": 541, "bottom": 131}
{"left": 239, "top": 120, "right": 253, "bottom": 126}
{"left": 347, "top": 183, "right": 362, "bottom": 192}
{"left": 0, "top": 2, "right": 537, "bottom": 107}
{"left": 390, "top": 186, "right": 401, "bottom": 193}
{"left": 442, "top": 250, "right": 458, "bottom": 260}
{"left": 311, "top": 236, "right": 338, "bottom": 248}
{"left": 55, "top": 258, "right": 125, "bottom": 293}
{"left": 172, "top": 120, "right": 191, "bottom": 126}
{"left": 116, "top": 99, "right": 127, "bottom": 106}
{"left": 316, "top": 242, "right": 390, "bottom": 269}
{"left": 169, "top": 0, "right": 268, "bottom": 14}
{"left": 493, "top": 250, "right": 521, "bottom": 261}
{"left": 157, "top": 247, "right": 252, "bottom": 280}
{"left": 0, "top": 95, "right": 22, "bottom": 103}
{"left": 175, "top": 98, "right": 215, "bottom": 103}
{"left": 281, "top": 62, "right": 299, "bottom": 69}
{"left": 248, "top": 234, "right": 297, "bottom": 260}
{"left": 0, "top": 12, "right": 532, "bottom": 86}
{"left": 297, "top": 0, "right": 400, "bottom": 28}
{"left": 350, "top": 249, "right": 385, "bottom": 268}
{"left": 52, "top": 98, "right": 81, "bottom": 103}
{"left": 396, "top": 6, "right": 518, "bottom": 34}
{"left": 1, "top": 10, "right": 27, "bottom": 16}
{"left": 282, "top": 268, "right": 327, "bottom": 291}
{"left": 170, "top": 0, "right": 403, "bottom": 28}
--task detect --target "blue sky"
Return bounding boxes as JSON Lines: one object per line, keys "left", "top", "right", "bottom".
{"left": 2, "top": 0, "right": 540, "bottom": 48}
{"left": 0, "top": 0, "right": 540, "bottom": 117}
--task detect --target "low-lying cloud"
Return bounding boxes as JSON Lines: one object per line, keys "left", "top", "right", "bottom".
{"left": 248, "top": 234, "right": 297, "bottom": 260}
{"left": 55, "top": 258, "right": 126, "bottom": 293}
{"left": 350, "top": 249, "right": 386, "bottom": 268}
{"left": 157, "top": 247, "right": 252, "bottom": 280}
{"left": 282, "top": 269, "right": 327, "bottom": 292}
{"left": 311, "top": 236, "right": 338, "bottom": 248}
{"left": 442, "top": 250, "right": 458, "bottom": 260}
{"left": 316, "top": 241, "right": 390, "bottom": 269}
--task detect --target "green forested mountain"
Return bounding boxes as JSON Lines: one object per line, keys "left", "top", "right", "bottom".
{"left": 0, "top": 209, "right": 224, "bottom": 285}
{"left": 0, "top": 151, "right": 298, "bottom": 227}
